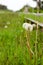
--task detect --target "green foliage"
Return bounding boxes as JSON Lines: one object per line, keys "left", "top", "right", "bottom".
{"left": 0, "top": 10, "right": 43, "bottom": 65}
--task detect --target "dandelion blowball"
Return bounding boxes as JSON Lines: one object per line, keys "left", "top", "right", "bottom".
{"left": 4, "top": 25, "right": 8, "bottom": 28}
{"left": 22, "top": 23, "right": 33, "bottom": 31}
{"left": 23, "top": 23, "right": 30, "bottom": 31}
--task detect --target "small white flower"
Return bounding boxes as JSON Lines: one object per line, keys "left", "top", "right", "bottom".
{"left": 4, "top": 25, "right": 8, "bottom": 28}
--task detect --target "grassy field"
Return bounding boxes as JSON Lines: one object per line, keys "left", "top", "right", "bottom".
{"left": 0, "top": 11, "right": 43, "bottom": 65}
{"left": 24, "top": 13, "right": 43, "bottom": 23}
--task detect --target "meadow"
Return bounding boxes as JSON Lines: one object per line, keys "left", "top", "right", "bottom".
{"left": 0, "top": 11, "right": 43, "bottom": 65}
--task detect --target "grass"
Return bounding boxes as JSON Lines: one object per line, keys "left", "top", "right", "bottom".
{"left": 0, "top": 10, "right": 43, "bottom": 65}
{"left": 25, "top": 14, "right": 43, "bottom": 23}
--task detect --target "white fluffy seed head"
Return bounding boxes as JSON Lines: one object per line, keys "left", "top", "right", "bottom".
{"left": 4, "top": 25, "right": 8, "bottom": 28}
{"left": 30, "top": 25, "right": 33, "bottom": 31}
{"left": 32, "top": 24, "right": 36, "bottom": 27}
{"left": 22, "top": 23, "right": 33, "bottom": 31}
{"left": 23, "top": 23, "right": 29, "bottom": 30}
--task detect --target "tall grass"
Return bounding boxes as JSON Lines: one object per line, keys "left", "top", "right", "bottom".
{"left": 0, "top": 11, "right": 43, "bottom": 65}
